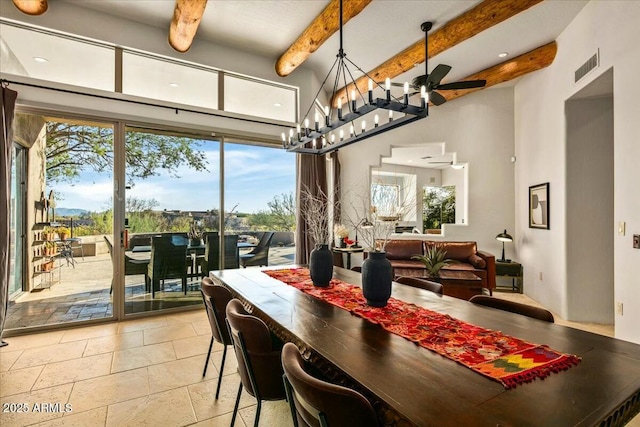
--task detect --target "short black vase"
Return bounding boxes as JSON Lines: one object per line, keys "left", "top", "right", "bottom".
{"left": 309, "top": 244, "right": 333, "bottom": 287}
{"left": 361, "top": 251, "right": 393, "bottom": 307}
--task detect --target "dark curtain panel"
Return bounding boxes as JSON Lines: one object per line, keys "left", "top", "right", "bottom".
{"left": 331, "top": 151, "right": 341, "bottom": 223}
{"left": 295, "top": 153, "right": 327, "bottom": 265}
{"left": 0, "top": 86, "right": 18, "bottom": 346}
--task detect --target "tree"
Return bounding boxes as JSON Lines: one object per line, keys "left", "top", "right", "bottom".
{"left": 249, "top": 192, "right": 296, "bottom": 231}
{"left": 423, "top": 186, "right": 456, "bottom": 230}
{"left": 45, "top": 122, "right": 208, "bottom": 184}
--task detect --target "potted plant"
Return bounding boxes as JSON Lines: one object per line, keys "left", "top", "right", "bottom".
{"left": 188, "top": 221, "right": 204, "bottom": 246}
{"left": 57, "top": 226, "right": 71, "bottom": 240}
{"left": 412, "top": 246, "right": 451, "bottom": 279}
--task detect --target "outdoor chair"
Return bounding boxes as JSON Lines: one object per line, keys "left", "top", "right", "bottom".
{"left": 200, "top": 277, "right": 233, "bottom": 399}
{"left": 147, "top": 235, "right": 188, "bottom": 297}
{"left": 395, "top": 276, "right": 444, "bottom": 295}
{"left": 281, "top": 342, "right": 379, "bottom": 427}
{"left": 104, "top": 236, "right": 149, "bottom": 294}
{"left": 200, "top": 234, "right": 239, "bottom": 277}
{"left": 226, "top": 299, "right": 286, "bottom": 427}
{"left": 240, "top": 231, "right": 274, "bottom": 268}
{"left": 469, "top": 295, "right": 555, "bottom": 323}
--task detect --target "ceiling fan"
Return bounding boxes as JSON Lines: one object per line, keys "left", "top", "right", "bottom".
{"left": 391, "top": 22, "right": 487, "bottom": 106}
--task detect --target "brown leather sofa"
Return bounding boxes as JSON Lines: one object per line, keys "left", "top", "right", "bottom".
{"left": 383, "top": 240, "right": 496, "bottom": 293}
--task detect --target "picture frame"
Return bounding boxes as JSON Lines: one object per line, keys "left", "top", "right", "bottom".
{"left": 529, "top": 182, "right": 549, "bottom": 229}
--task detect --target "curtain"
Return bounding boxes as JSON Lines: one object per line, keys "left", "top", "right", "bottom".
{"left": 295, "top": 153, "right": 327, "bottom": 265}
{"left": 331, "top": 151, "right": 341, "bottom": 224}
{"left": 0, "top": 86, "right": 18, "bottom": 346}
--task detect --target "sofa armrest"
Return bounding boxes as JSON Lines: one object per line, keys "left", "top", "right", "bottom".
{"left": 477, "top": 250, "right": 496, "bottom": 291}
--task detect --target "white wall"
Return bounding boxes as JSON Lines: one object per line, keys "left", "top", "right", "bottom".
{"left": 514, "top": 1, "right": 640, "bottom": 342}
{"left": 340, "top": 87, "right": 515, "bottom": 257}
{"left": 442, "top": 167, "right": 467, "bottom": 225}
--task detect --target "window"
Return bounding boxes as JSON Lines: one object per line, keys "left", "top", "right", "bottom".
{"left": 423, "top": 186, "right": 456, "bottom": 231}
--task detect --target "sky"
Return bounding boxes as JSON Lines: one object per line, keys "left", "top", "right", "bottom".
{"left": 52, "top": 141, "right": 296, "bottom": 214}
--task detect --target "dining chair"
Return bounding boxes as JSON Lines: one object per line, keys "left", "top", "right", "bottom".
{"left": 147, "top": 235, "right": 188, "bottom": 297}
{"left": 281, "top": 342, "right": 379, "bottom": 427}
{"left": 240, "top": 231, "right": 274, "bottom": 268}
{"left": 350, "top": 266, "right": 362, "bottom": 272}
{"left": 226, "top": 299, "right": 286, "bottom": 427}
{"left": 469, "top": 295, "right": 555, "bottom": 322}
{"left": 200, "top": 277, "right": 233, "bottom": 399}
{"left": 104, "top": 236, "right": 149, "bottom": 294}
{"left": 395, "top": 276, "right": 444, "bottom": 295}
{"left": 200, "top": 234, "right": 239, "bottom": 277}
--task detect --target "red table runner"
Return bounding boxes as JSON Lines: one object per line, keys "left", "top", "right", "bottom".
{"left": 264, "top": 268, "right": 580, "bottom": 389}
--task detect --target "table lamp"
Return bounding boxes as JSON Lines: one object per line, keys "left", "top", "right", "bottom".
{"left": 495, "top": 229, "right": 513, "bottom": 262}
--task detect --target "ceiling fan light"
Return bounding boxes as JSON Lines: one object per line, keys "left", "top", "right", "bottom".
{"left": 499, "top": 52, "right": 509, "bottom": 58}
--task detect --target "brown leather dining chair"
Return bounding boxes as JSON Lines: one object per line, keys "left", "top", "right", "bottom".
{"left": 469, "top": 295, "right": 555, "bottom": 323}
{"left": 200, "top": 277, "right": 233, "bottom": 399}
{"left": 395, "top": 276, "right": 444, "bottom": 295}
{"left": 225, "top": 299, "right": 286, "bottom": 427}
{"left": 281, "top": 342, "right": 379, "bottom": 427}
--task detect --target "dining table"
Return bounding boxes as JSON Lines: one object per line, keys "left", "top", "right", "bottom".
{"left": 210, "top": 265, "right": 640, "bottom": 427}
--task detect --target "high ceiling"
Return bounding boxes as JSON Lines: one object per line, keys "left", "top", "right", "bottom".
{"left": 67, "top": 0, "right": 588, "bottom": 88}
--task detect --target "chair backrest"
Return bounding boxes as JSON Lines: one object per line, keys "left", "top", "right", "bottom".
{"left": 226, "top": 299, "right": 285, "bottom": 400}
{"left": 395, "top": 276, "right": 444, "bottom": 295}
{"left": 281, "top": 342, "right": 379, "bottom": 427}
{"left": 204, "top": 235, "right": 239, "bottom": 271}
{"left": 469, "top": 295, "right": 555, "bottom": 323}
{"left": 149, "top": 235, "right": 187, "bottom": 278}
{"left": 245, "top": 232, "right": 274, "bottom": 266}
{"left": 200, "top": 277, "right": 233, "bottom": 345}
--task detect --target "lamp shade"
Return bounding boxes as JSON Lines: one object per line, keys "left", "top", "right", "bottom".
{"left": 495, "top": 230, "right": 513, "bottom": 242}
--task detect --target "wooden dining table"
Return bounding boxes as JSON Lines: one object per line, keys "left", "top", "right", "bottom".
{"left": 211, "top": 265, "right": 640, "bottom": 427}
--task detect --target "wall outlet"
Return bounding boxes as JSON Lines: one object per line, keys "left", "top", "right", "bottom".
{"left": 616, "top": 302, "right": 623, "bottom": 316}
{"left": 634, "top": 234, "right": 640, "bottom": 249}
{"left": 618, "top": 221, "right": 626, "bottom": 236}
{"left": 539, "top": 271, "right": 543, "bottom": 281}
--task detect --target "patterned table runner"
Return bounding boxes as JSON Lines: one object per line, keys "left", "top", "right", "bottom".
{"left": 264, "top": 268, "right": 580, "bottom": 389}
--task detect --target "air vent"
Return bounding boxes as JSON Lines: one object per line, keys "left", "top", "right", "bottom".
{"left": 575, "top": 51, "right": 599, "bottom": 83}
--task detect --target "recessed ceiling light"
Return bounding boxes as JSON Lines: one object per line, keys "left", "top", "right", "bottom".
{"left": 498, "top": 52, "right": 508, "bottom": 58}
{"left": 169, "top": 82, "right": 179, "bottom": 87}
{"left": 273, "top": 103, "right": 282, "bottom": 107}
{"left": 33, "top": 56, "right": 48, "bottom": 63}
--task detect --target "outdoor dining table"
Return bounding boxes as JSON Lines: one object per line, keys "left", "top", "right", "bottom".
{"left": 210, "top": 265, "right": 640, "bottom": 427}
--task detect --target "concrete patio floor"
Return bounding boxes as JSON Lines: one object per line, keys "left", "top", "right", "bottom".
{"left": 6, "top": 247, "right": 296, "bottom": 330}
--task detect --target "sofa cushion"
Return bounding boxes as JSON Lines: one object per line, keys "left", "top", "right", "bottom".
{"left": 426, "top": 241, "right": 477, "bottom": 262}
{"left": 467, "top": 254, "right": 486, "bottom": 269}
{"left": 389, "top": 259, "right": 425, "bottom": 269}
{"left": 385, "top": 240, "right": 424, "bottom": 260}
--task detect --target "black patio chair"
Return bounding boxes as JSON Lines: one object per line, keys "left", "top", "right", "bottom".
{"left": 240, "top": 231, "right": 274, "bottom": 268}
{"left": 147, "top": 235, "right": 188, "bottom": 297}
{"left": 104, "top": 236, "right": 149, "bottom": 294}
{"left": 200, "top": 234, "right": 239, "bottom": 277}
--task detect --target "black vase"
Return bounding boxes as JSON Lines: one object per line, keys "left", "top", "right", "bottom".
{"left": 361, "top": 251, "right": 393, "bottom": 307}
{"left": 309, "top": 244, "right": 333, "bottom": 287}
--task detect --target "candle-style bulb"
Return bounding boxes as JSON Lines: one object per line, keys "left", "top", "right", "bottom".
{"left": 349, "top": 124, "right": 354, "bottom": 136}
{"left": 385, "top": 78, "right": 391, "bottom": 90}
{"left": 304, "top": 118, "right": 309, "bottom": 129}
{"left": 331, "top": 133, "right": 335, "bottom": 143}
{"left": 368, "top": 79, "right": 373, "bottom": 91}
{"left": 374, "top": 114, "right": 379, "bottom": 127}
{"left": 281, "top": 132, "right": 286, "bottom": 142}
{"left": 420, "top": 85, "right": 426, "bottom": 98}
{"left": 404, "top": 82, "right": 409, "bottom": 94}
{"left": 338, "top": 98, "right": 342, "bottom": 109}
{"left": 339, "top": 129, "right": 344, "bottom": 141}
{"left": 361, "top": 120, "right": 366, "bottom": 132}
{"left": 368, "top": 78, "right": 374, "bottom": 104}
{"left": 388, "top": 110, "right": 393, "bottom": 121}
{"left": 325, "top": 106, "right": 330, "bottom": 126}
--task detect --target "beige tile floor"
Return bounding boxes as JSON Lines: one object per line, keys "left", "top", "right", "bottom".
{"left": 1, "top": 293, "right": 638, "bottom": 426}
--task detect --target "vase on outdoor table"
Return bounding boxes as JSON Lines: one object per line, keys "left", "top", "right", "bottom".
{"left": 309, "top": 244, "right": 333, "bottom": 287}
{"left": 361, "top": 251, "right": 393, "bottom": 307}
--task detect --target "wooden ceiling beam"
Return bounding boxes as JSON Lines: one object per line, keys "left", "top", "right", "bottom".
{"left": 438, "top": 41, "right": 557, "bottom": 104}
{"left": 12, "top": 0, "right": 48, "bottom": 15}
{"left": 332, "top": 0, "right": 543, "bottom": 106}
{"left": 275, "top": 0, "right": 373, "bottom": 77}
{"left": 169, "top": 0, "right": 208, "bottom": 53}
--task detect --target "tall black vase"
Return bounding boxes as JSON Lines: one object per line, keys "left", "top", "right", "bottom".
{"left": 361, "top": 251, "right": 393, "bottom": 307}
{"left": 309, "top": 244, "right": 333, "bottom": 287}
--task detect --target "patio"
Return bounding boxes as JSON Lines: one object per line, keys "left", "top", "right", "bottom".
{"left": 6, "top": 247, "right": 295, "bottom": 330}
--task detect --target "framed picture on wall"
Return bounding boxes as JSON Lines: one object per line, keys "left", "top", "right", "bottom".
{"left": 529, "top": 182, "right": 549, "bottom": 229}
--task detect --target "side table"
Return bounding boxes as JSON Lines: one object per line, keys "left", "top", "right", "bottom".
{"left": 332, "top": 246, "right": 364, "bottom": 270}
{"left": 495, "top": 260, "right": 523, "bottom": 293}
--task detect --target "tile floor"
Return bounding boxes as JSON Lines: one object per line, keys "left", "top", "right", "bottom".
{"left": 2, "top": 292, "right": 638, "bottom": 426}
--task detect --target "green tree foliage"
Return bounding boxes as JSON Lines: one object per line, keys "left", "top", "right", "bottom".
{"left": 249, "top": 192, "right": 296, "bottom": 231}
{"left": 45, "top": 122, "right": 208, "bottom": 184}
{"left": 423, "top": 186, "right": 456, "bottom": 230}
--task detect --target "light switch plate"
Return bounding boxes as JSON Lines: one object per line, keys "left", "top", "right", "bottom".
{"left": 619, "top": 221, "right": 626, "bottom": 236}
{"left": 634, "top": 234, "right": 640, "bottom": 249}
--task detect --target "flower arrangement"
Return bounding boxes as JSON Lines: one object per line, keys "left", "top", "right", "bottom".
{"left": 334, "top": 224, "right": 349, "bottom": 239}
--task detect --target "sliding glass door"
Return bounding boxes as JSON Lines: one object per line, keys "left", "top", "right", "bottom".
{"left": 123, "top": 126, "right": 220, "bottom": 315}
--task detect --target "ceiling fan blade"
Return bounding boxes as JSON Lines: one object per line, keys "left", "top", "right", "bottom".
{"left": 437, "top": 80, "right": 487, "bottom": 90}
{"left": 426, "top": 64, "right": 452, "bottom": 86}
{"left": 411, "top": 75, "right": 427, "bottom": 89}
{"left": 429, "top": 90, "right": 447, "bottom": 106}
{"left": 390, "top": 82, "right": 405, "bottom": 88}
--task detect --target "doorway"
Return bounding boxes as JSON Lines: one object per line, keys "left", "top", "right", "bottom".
{"left": 565, "top": 68, "right": 614, "bottom": 323}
